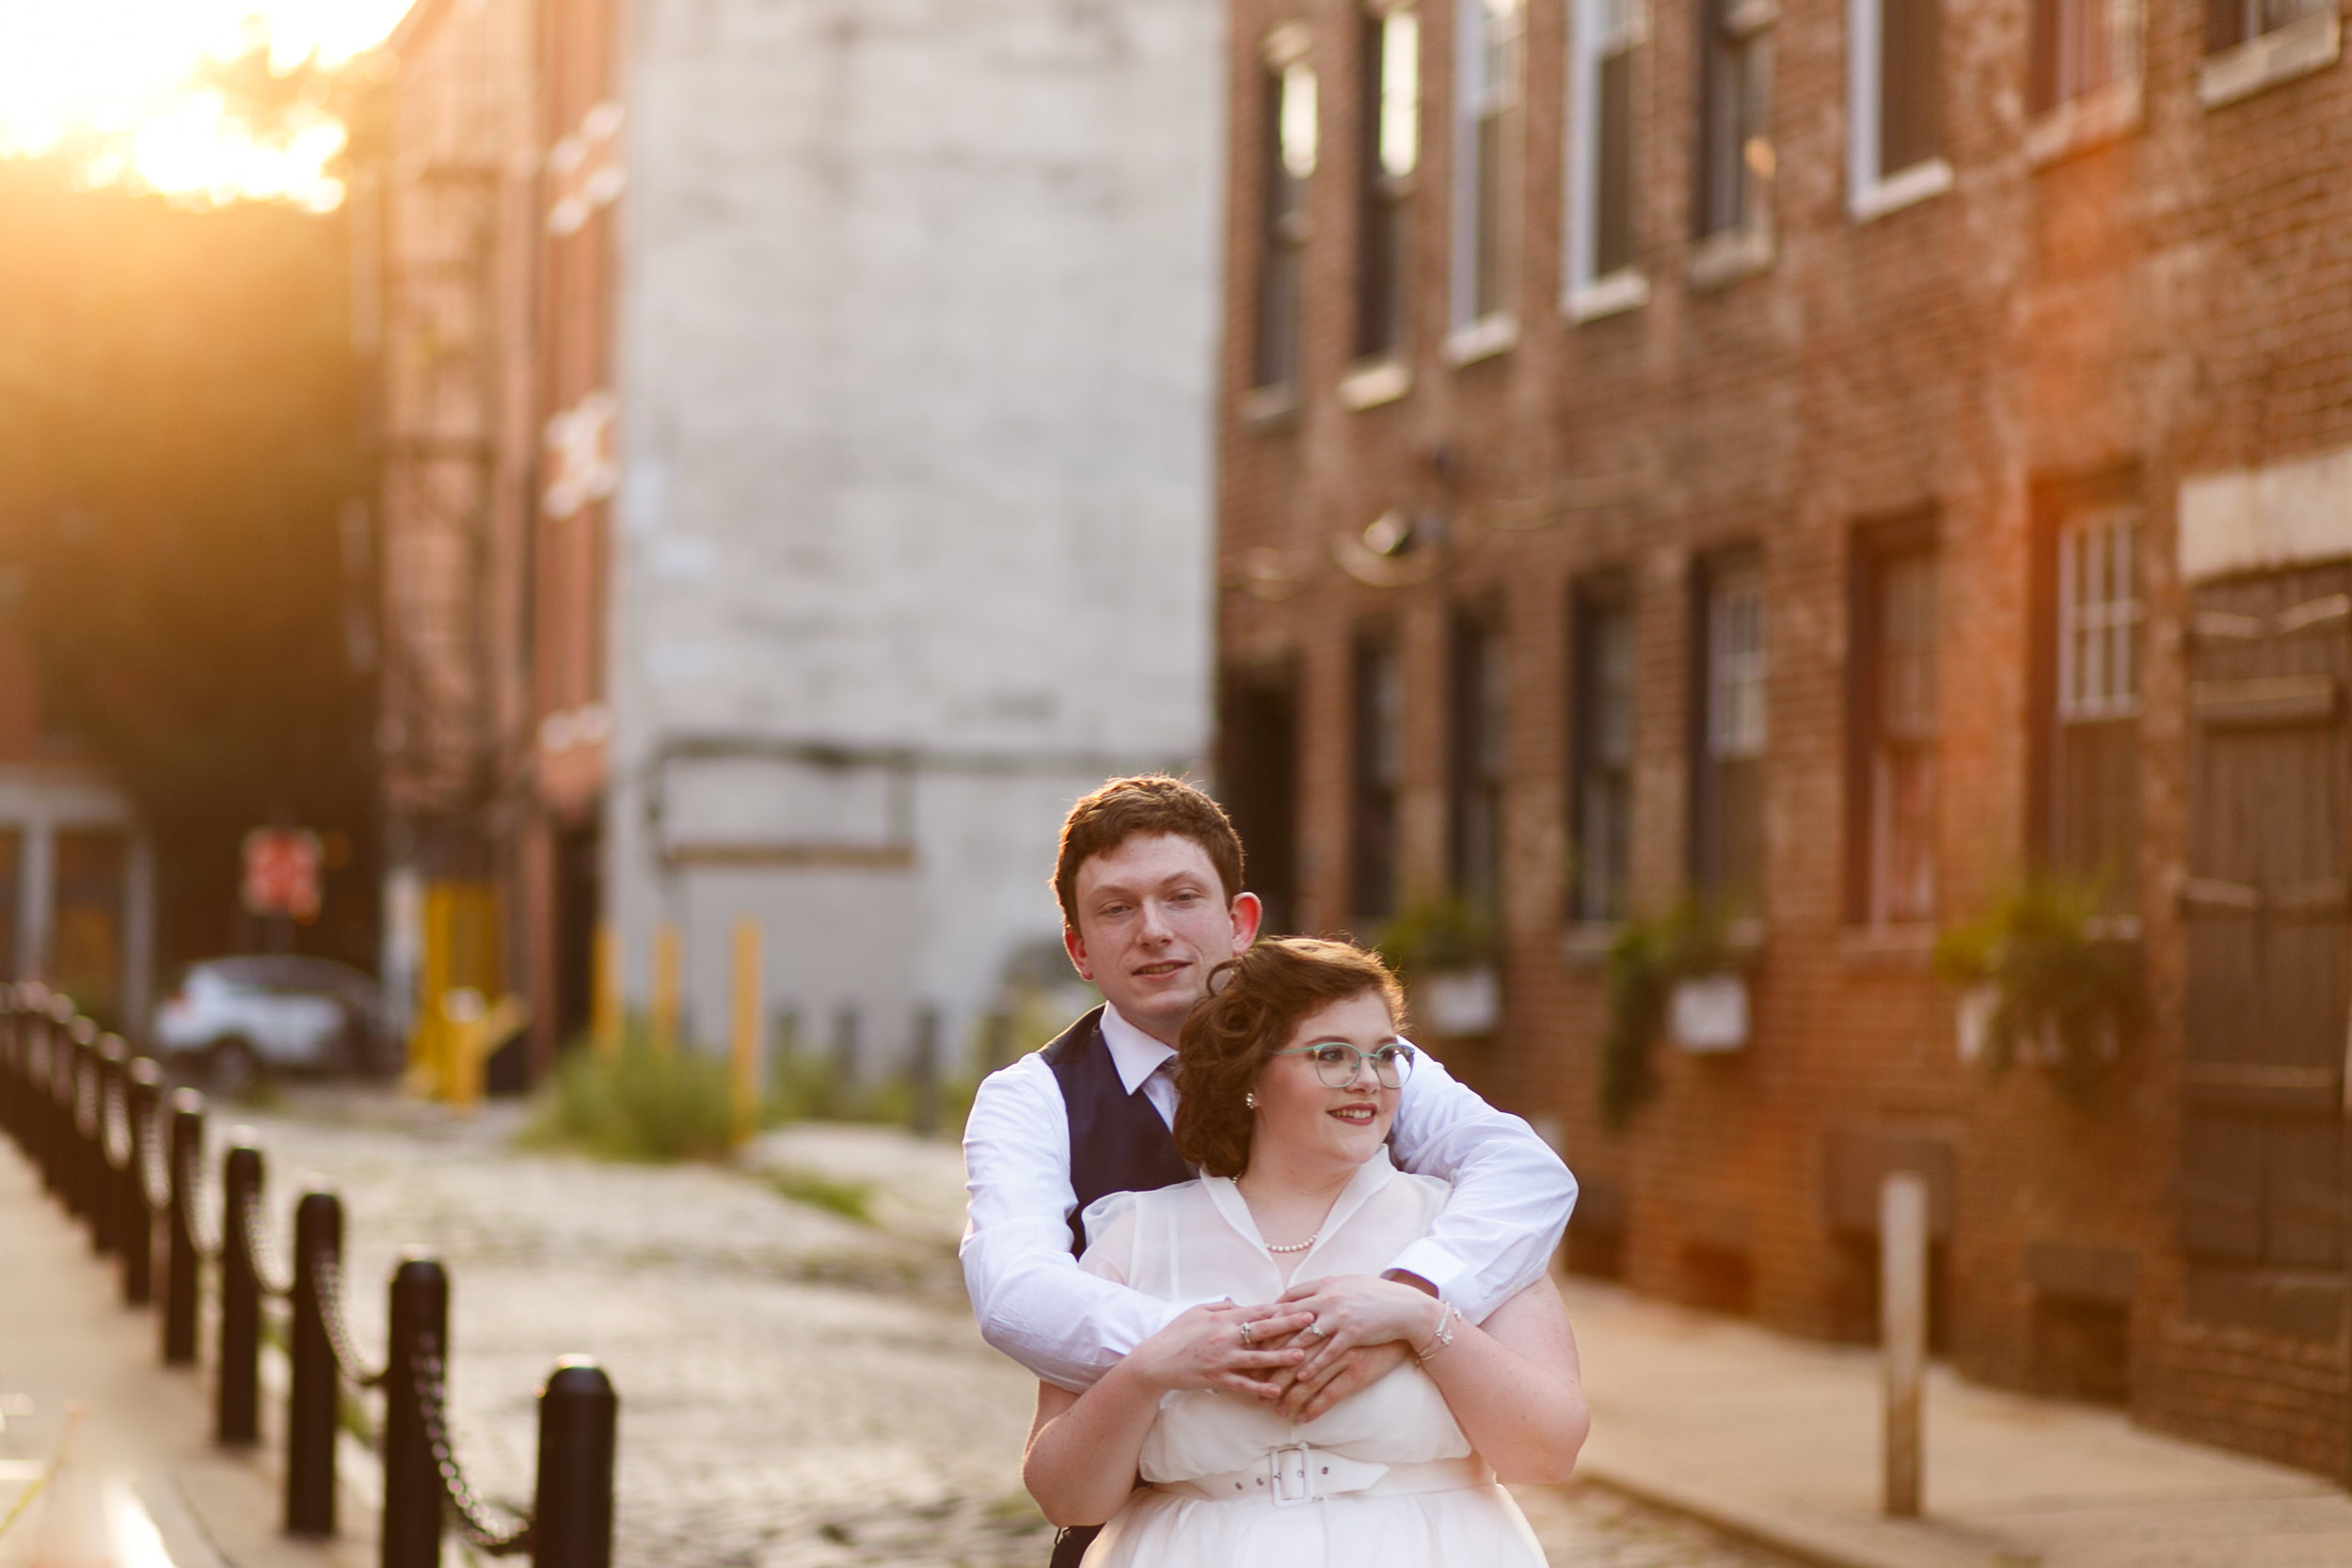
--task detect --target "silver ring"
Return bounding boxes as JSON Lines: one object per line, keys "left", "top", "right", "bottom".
{"left": 1306, "top": 1321, "right": 1327, "bottom": 1340}
{"left": 1239, "top": 1320, "right": 1255, "bottom": 1346}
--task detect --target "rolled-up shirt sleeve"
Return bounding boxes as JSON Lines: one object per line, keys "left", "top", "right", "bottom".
{"left": 960, "top": 1053, "right": 1185, "bottom": 1391}
{"left": 1385, "top": 1044, "right": 1578, "bottom": 1324}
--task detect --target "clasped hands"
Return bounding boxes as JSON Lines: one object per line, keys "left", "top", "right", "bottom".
{"left": 1124, "top": 1274, "right": 1444, "bottom": 1422}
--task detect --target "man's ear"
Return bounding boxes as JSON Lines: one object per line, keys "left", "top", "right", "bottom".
{"left": 1062, "top": 924, "right": 1091, "bottom": 982}
{"left": 1228, "top": 891, "right": 1264, "bottom": 954}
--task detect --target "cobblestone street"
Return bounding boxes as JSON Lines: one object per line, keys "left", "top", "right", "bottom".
{"left": 228, "top": 1091, "right": 1794, "bottom": 1568}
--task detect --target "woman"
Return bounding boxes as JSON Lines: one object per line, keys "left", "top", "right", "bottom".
{"left": 1023, "top": 938, "right": 1587, "bottom": 1566}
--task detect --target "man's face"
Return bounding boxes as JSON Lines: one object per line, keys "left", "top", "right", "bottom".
{"left": 1064, "top": 832, "right": 1262, "bottom": 1043}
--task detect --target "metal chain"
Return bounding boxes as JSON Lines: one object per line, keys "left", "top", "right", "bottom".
{"left": 310, "top": 1246, "right": 387, "bottom": 1387}
{"left": 412, "top": 1343, "right": 533, "bottom": 1557}
{"left": 238, "top": 1188, "right": 294, "bottom": 1298}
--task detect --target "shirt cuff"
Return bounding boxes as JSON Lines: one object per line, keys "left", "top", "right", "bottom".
{"left": 1385, "top": 1239, "right": 1474, "bottom": 1309}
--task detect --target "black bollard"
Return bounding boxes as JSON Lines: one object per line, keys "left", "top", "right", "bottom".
{"left": 532, "top": 1359, "right": 618, "bottom": 1568}
{"left": 26, "top": 1017, "right": 50, "bottom": 1188}
{"left": 381, "top": 1253, "right": 448, "bottom": 1568}
{"left": 164, "top": 1090, "right": 206, "bottom": 1366}
{"left": 0, "top": 988, "right": 15, "bottom": 1143}
{"left": 92, "top": 1038, "right": 128, "bottom": 1258}
{"left": 218, "top": 1142, "right": 264, "bottom": 1446}
{"left": 285, "top": 1189, "right": 342, "bottom": 1537}
{"left": 122, "top": 1060, "right": 162, "bottom": 1305}
{"left": 69, "top": 1025, "right": 100, "bottom": 1228}
{"left": 39, "top": 1018, "right": 69, "bottom": 1198}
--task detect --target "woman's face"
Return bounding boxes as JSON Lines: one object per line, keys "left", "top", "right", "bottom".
{"left": 1248, "top": 990, "right": 1401, "bottom": 1175}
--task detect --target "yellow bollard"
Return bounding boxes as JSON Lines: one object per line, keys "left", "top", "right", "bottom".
{"left": 731, "top": 917, "right": 763, "bottom": 1140}
{"left": 651, "top": 923, "right": 681, "bottom": 1055}
{"left": 592, "top": 924, "right": 622, "bottom": 1056}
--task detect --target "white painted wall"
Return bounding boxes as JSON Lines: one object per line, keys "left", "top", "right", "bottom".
{"left": 608, "top": 0, "right": 1222, "bottom": 1073}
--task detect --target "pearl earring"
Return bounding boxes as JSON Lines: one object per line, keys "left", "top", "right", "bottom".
{"left": 1245, "top": 1092, "right": 1258, "bottom": 1110}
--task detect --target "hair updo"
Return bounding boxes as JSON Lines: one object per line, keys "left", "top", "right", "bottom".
{"left": 1171, "top": 937, "right": 1407, "bottom": 1179}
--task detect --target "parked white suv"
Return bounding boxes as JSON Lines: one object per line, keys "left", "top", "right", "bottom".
{"left": 152, "top": 957, "right": 392, "bottom": 1093}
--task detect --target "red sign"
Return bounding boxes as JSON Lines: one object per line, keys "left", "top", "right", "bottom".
{"left": 243, "top": 829, "right": 323, "bottom": 921}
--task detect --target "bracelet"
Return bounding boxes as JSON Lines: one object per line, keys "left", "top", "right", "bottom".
{"left": 1415, "top": 1303, "right": 1458, "bottom": 1361}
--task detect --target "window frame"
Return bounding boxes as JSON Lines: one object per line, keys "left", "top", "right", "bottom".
{"left": 1352, "top": 2, "right": 1421, "bottom": 378}
{"left": 1565, "top": 0, "right": 1649, "bottom": 321}
{"left": 1568, "top": 575, "right": 1637, "bottom": 926}
{"left": 1250, "top": 25, "right": 1319, "bottom": 406}
{"left": 1449, "top": 606, "right": 1510, "bottom": 914}
{"left": 2031, "top": 494, "right": 2144, "bottom": 911}
{"left": 1846, "top": 0, "right": 1951, "bottom": 221}
{"left": 1448, "top": 0, "right": 1525, "bottom": 360}
{"left": 1692, "top": 548, "right": 1768, "bottom": 914}
{"left": 1846, "top": 522, "right": 1942, "bottom": 927}
{"left": 1351, "top": 630, "right": 1405, "bottom": 925}
{"left": 1692, "top": 0, "right": 1775, "bottom": 278}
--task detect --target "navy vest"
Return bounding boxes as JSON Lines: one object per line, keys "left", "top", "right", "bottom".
{"left": 1042, "top": 1007, "right": 1194, "bottom": 1255}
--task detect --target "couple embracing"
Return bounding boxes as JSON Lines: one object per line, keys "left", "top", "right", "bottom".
{"left": 962, "top": 776, "right": 1587, "bottom": 1567}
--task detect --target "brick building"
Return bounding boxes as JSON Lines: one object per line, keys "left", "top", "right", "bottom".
{"left": 1213, "top": 0, "right": 2351, "bottom": 1480}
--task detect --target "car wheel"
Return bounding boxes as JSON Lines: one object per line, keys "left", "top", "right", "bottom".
{"left": 209, "top": 1038, "right": 262, "bottom": 1101}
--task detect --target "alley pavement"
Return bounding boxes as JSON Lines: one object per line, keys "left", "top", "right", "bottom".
{"left": 40, "top": 1085, "right": 2337, "bottom": 1568}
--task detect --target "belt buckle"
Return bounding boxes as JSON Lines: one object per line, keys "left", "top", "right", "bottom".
{"left": 1268, "top": 1443, "right": 1315, "bottom": 1507}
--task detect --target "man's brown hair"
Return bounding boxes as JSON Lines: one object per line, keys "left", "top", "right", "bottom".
{"left": 1172, "top": 938, "right": 1406, "bottom": 1179}
{"left": 1054, "top": 774, "right": 1246, "bottom": 929}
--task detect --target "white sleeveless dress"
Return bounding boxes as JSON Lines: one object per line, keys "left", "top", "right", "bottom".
{"left": 1074, "top": 1151, "right": 1549, "bottom": 1568}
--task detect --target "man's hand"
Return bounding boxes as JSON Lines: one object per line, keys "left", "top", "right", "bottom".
{"left": 1122, "top": 1301, "right": 1316, "bottom": 1401}
{"left": 1275, "top": 1338, "right": 1410, "bottom": 1419}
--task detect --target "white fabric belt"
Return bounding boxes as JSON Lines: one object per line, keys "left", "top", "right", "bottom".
{"left": 1151, "top": 1448, "right": 1492, "bottom": 1508}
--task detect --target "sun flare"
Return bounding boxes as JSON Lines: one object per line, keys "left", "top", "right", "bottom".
{"left": 0, "top": 1, "right": 416, "bottom": 210}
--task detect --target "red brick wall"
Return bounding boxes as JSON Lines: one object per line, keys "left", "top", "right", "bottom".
{"left": 1216, "top": 0, "right": 2352, "bottom": 1479}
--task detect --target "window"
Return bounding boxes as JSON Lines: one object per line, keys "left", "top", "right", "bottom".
{"left": 2205, "top": 0, "right": 2329, "bottom": 55}
{"left": 1570, "top": 581, "right": 1635, "bottom": 923}
{"left": 1356, "top": 6, "right": 1419, "bottom": 363}
{"left": 1352, "top": 635, "right": 1404, "bottom": 922}
{"left": 1450, "top": 611, "right": 1507, "bottom": 911}
{"left": 1850, "top": 534, "right": 1939, "bottom": 924}
{"left": 1253, "top": 36, "right": 1318, "bottom": 394}
{"left": 1693, "top": 553, "right": 1766, "bottom": 911}
{"left": 2048, "top": 506, "right": 2141, "bottom": 902}
{"left": 1847, "top": 0, "right": 1947, "bottom": 215}
{"left": 1567, "top": 0, "right": 1643, "bottom": 312}
{"left": 1452, "top": 0, "right": 1523, "bottom": 343}
{"left": 1694, "top": 0, "right": 1772, "bottom": 244}
{"left": 2030, "top": 0, "right": 2124, "bottom": 112}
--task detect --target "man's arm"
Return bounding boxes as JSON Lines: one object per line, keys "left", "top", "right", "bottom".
{"left": 1385, "top": 1044, "right": 1578, "bottom": 1323}
{"left": 960, "top": 1053, "right": 1184, "bottom": 1391}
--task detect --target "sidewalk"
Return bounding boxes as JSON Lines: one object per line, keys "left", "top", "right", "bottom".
{"left": 756, "top": 1122, "right": 2352, "bottom": 1568}
{"left": 0, "top": 1146, "right": 373, "bottom": 1568}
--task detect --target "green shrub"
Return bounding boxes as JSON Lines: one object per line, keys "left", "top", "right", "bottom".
{"left": 1375, "top": 896, "right": 1497, "bottom": 976}
{"left": 1934, "top": 877, "right": 2146, "bottom": 1103}
{"left": 527, "top": 1032, "right": 741, "bottom": 1162}
{"left": 1599, "top": 898, "right": 1755, "bottom": 1129}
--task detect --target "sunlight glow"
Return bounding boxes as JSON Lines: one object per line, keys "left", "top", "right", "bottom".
{"left": 0, "top": 1, "right": 416, "bottom": 210}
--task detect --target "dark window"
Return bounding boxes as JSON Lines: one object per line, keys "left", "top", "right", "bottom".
{"left": 2206, "top": 0, "right": 2327, "bottom": 52}
{"left": 1255, "top": 57, "right": 1317, "bottom": 390}
{"left": 1457, "top": 0, "right": 1522, "bottom": 324}
{"left": 1849, "top": 530, "right": 1939, "bottom": 924}
{"left": 1352, "top": 635, "right": 1403, "bottom": 922}
{"left": 1877, "top": 0, "right": 1943, "bottom": 178}
{"left": 1217, "top": 668, "right": 1302, "bottom": 935}
{"left": 1450, "top": 611, "right": 1507, "bottom": 911}
{"left": 1570, "top": 580, "right": 1635, "bottom": 922}
{"left": 1694, "top": 0, "right": 1767, "bottom": 238}
{"left": 54, "top": 829, "right": 128, "bottom": 1022}
{"left": 1593, "top": 4, "right": 1637, "bottom": 274}
{"left": 1356, "top": 8, "right": 1419, "bottom": 360}
{"left": 2029, "top": 0, "right": 2119, "bottom": 112}
{"left": 1692, "top": 551, "right": 1766, "bottom": 911}
{"left": 2047, "top": 505, "right": 2141, "bottom": 904}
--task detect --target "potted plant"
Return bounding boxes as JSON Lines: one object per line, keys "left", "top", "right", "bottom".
{"left": 1377, "top": 897, "right": 1501, "bottom": 1037}
{"left": 1599, "top": 899, "right": 1759, "bottom": 1127}
{"left": 1934, "top": 878, "right": 2146, "bottom": 1103}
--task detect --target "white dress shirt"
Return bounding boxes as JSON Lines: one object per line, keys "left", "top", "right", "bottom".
{"left": 961, "top": 1003, "right": 1579, "bottom": 1391}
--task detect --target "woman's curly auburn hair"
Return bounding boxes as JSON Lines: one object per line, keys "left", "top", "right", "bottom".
{"left": 1172, "top": 938, "right": 1407, "bottom": 1179}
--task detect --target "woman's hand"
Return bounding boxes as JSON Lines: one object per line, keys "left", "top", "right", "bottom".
{"left": 1273, "top": 1274, "right": 1445, "bottom": 1358}
{"left": 1121, "top": 1301, "right": 1317, "bottom": 1400}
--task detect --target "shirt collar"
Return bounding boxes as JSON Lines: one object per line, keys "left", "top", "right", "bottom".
{"left": 1099, "top": 1004, "right": 1176, "bottom": 1096}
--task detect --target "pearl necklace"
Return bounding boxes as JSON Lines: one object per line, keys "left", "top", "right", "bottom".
{"left": 1264, "top": 1234, "right": 1318, "bottom": 1254}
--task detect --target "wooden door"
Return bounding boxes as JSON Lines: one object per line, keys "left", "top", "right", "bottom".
{"left": 2178, "top": 563, "right": 2351, "bottom": 1342}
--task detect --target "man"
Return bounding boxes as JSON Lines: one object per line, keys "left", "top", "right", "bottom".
{"left": 961, "top": 775, "right": 1576, "bottom": 1567}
